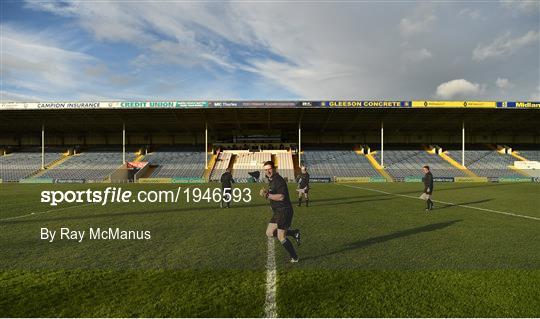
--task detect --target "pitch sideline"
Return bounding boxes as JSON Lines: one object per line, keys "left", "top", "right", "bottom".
{"left": 0, "top": 202, "right": 94, "bottom": 222}
{"left": 341, "top": 184, "right": 540, "bottom": 221}
{"left": 264, "top": 237, "right": 277, "bottom": 318}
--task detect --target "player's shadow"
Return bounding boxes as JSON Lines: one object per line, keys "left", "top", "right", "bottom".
{"left": 395, "top": 182, "right": 509, "bottom": 195}
{"left": 301, "top": 219, "right": 462, "bottom": 262}
{"left": 435, "top": 198, "right": 493, "bottom": 210}
{"left": 314, "top": 196, "right": 395, "bottom": 207}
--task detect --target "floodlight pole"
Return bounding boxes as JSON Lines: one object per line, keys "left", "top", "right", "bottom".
{"left": 380, "top": 121, "right": 384, "bottom": 167}
{"left": 122, "top": 122, "right": 126, "bottom": 164}
{"left": 205, "top": 122, "right": 208, "bottom": 169}
{"left": 41, "top": 124, "right": 45, "bottom": 169}
{"left": 462, "top": 121, "right": 465, "bottom": 167}
{"left": 298, "top": 122, "right": 302, "bottom": 167}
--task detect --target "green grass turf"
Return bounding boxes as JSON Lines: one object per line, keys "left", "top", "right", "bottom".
{"left": 1, "top": 182, "right": 539, "bottom": 317}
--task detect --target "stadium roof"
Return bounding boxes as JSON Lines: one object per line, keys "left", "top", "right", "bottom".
{"left": 1, "top": 108, "right": 538, "bottom": 135}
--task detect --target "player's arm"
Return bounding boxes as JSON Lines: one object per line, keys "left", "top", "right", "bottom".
{"left": 268, "top": 193, "right": 284, "bottom": 201}
{"left": 259, "top": 188, "right": 285, "bottom": 201}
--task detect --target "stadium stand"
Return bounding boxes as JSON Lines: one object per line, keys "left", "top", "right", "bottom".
{"left": 518, "top": 150, "right": 540, "bottom": 162}
{"left": 144, "top": 150, "right": 206, "bottom": 178}
{"left": 0, "top": 151, "right": 62, "bottom": 181}
{"left": 446, "top": 150, "right": 523, "bottom": 178}
{"left": 302, "top": 150, "right": 381, "bottom": 178}
{"left": 232, "top": 151, "right": 271, "bottom": 180}
{"left": 372, "top": 150, "right": 467, "bottom": 178}
{"left": 209, "top": 152, "right": 232, "bottom": 181}
{"left": 276, "top": 152, "right": 295, "bottom": 181}
{"left": 41, "top": 151, "right": 134, "bottom": 181}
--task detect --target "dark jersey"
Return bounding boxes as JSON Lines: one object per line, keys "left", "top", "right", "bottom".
{"left": 220, "top": 171, "right": 234, "bottom": 188}
{"left": 297, "top": 172, "right": 310, "bottom": 189}
{"left": 422, "top": 171, "right": 434, "bottom": 194}
{"left": 268, "top": 173, "right": 293, "bottom": 213}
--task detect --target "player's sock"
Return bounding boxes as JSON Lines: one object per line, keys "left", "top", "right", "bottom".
{"left": 286, "top": 229, "right": 298, "bottom": 237}
{"left": 306, "top": 199, "right": 309, "bottom": 207}
{"left": 298, "top": 197, "right": 302, "bottom": 206}
{"left": 426, "top": 200, "right": 430, "bottom": 210}
{"left": 280, "top": 238, "right": 298, "bottom": 259}
{"left": 427, "top": 199, "right": 433, "bottom": 209}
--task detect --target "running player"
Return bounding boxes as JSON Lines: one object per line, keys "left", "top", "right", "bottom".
{"left": 260, "top": 160, "right": 301, "bottom": 262}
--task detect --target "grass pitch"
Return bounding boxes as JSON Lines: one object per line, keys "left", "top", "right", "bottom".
{"left": 1, "top": 182, "right": 539, "bottom": 317}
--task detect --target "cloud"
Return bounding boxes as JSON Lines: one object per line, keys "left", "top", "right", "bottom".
{"left": 458, "top": 8, "right": 486, "bottom": 21}
{"left": 495, "top": 77, "right": 514, "bottom": 89}
{"left": 0, "top": 90, "right": 43, "bottom": 102}
{"left": 473, "top": 30, "right": 539, "bottom": 61}
{"left": 402, "top": 48, "right": 433, "bottom": 62}
{"left": 500, "top": 0, "right": 540, "bottom": 15}
{"left": 11, "top": 1, "right": 540, "bottom": 101}
{"left": 398, "top": 4, "right": 437, "bottom": 37}
{"left": 435, "top": 79, "right": 482, "bottom": 99}
{"left": 531, "top": 85, "right": 540, "bottom": 100}
{"left": 1, "top": 25, "right": 97, "bottom": 93}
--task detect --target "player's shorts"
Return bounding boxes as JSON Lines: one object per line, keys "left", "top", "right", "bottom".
{"left": 420, "top": 193, "right": 432, "bottom": 200}
{"left": 222, "top": 187, "right": 232, "bottom": 202}
{"left": 297, "top": 187, "right": 309, "bottom": 194}
{"left": 269, "top": 209, "right": 293, "bottom": 230}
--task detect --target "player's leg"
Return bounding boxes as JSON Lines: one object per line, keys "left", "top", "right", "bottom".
{"left": 297, "top": 189, "right": 303, "bottom": 206}
{"left": 304, "top": 189, "right": 309, "bottom": 207}
{"left": 277, "top": 228, "right": 298, "bottom": 262}
{"left": 286, "top": 228, "right": 301, "bottom": 246}
{"left": 225, "top": 189, "right": 232, "bottom": 208}
{"left": 427, "top": 194, "right": 433, "bottom": 210}
{"left": 266, "top": 223, "right": 278, "bottom": 238}
{"left": 220, "top": 187, "right": 226, "bottom": 208}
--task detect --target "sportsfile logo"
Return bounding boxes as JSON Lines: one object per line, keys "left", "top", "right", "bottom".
{"left": 40, "top": 187, "right": 252, "bottom": 206}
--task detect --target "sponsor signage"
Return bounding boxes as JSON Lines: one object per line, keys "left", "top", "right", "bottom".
{"left": 454, "top": 177, "right": 489, "bottom": 182}
{"left": 120, "top": 101, "right": 208, "bottom": 108}
{"left": 55, "top": 179, "right": 86, "bottom": 183}
{"left": 497, "top": 177, "right": 532, "bottom": 182}
{"left": 412, "top": 101, "right": 496, "bottom": 108}
{"left": 19, "top": 178, "right": 54, "bottom": 184}
{"left": 310, "top": 177, "right": 332, "bottom": 183}
{"left": 496, "top": 101, "right": 540, "bottom": 108}
{"left": 335, "top": 177, "right": 371, "bottom": 183}
{"left": 171, "top": 177, "right": 207, "bottom": 183}
{"left": 404, "top": 176, "right": 422, "bottom": 182}
{"left": 138, "top": 178, "right": 172, "bottom": 183}
{"left": 434, "top": 177, "right": 454, "bottom": 182}
{"left": 2, "top": 100, "right": 539, "bottom": 110}
{"left": 323, "top": 101, "right": 410, "bottom": 107}
{"left": 369, "top": 177, "right": 388, "bottom": 182}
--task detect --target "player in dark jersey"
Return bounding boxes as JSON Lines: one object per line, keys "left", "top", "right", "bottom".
{"left": 259, "top": 160, "right": 301, "bottom": 263}
{"left": 420, "top": 165, "right": 434, "bottom": 211}
{"left": 296, "top": 165, "right": 310, "bottom": 207}
{"left": 220, "top": 168, "right": 234, "bottom": 208}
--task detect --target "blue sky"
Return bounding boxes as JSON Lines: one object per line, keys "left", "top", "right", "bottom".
{"left": 1, "top": 0, "right": 539, "bottom": 101}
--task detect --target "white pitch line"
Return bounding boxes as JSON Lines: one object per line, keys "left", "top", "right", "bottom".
{"left": 0, "top": 202, "right": 93, "bottom": 222}
{"left": 264, "top": 237, "right": 277, "bottom": 318}
{"left": 341, "top": 184, "right": 540, "bottom": 221}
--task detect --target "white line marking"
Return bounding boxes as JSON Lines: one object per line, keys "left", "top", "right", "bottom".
{"left": 0, "top": 203, "right": 93, "bottom": 222}
{"left": 264, "top": 237, "right": 277, "bottom": 318}
{"left": 341, "top": 184, "right": 540, "bottom": 221}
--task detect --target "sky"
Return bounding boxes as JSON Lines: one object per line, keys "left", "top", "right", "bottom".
{"left": 1, "top": 0, "right": 539, "bottom": 102}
